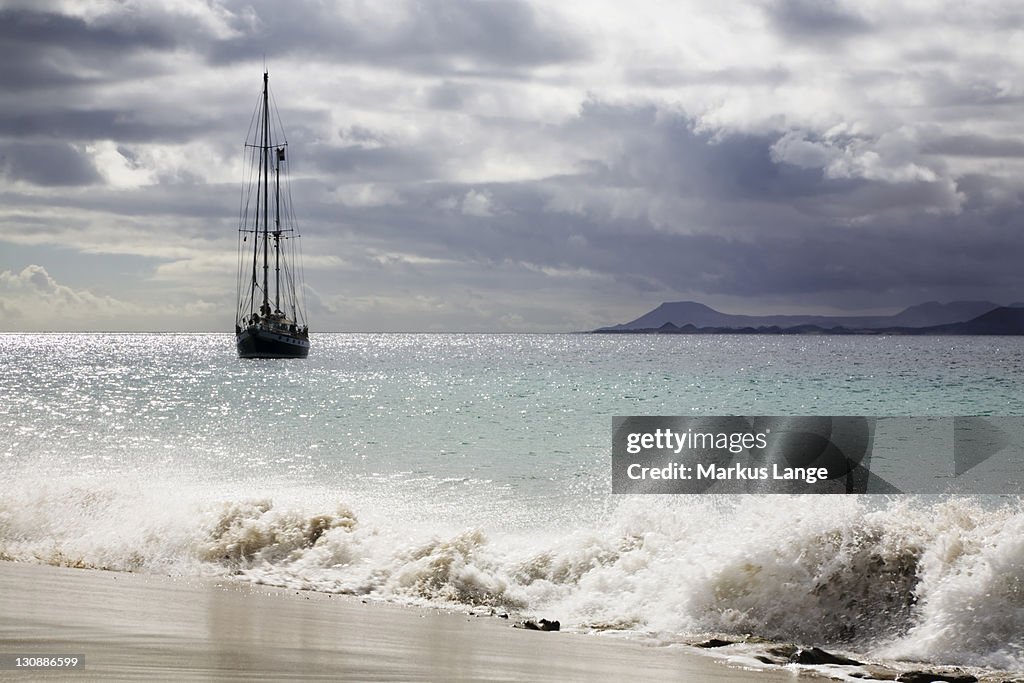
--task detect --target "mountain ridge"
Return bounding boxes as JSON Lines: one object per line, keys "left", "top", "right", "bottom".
{"left": 598, "top": 300, "right": 1009, "bottom": 332}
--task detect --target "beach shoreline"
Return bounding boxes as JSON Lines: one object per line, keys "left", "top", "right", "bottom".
{"left": 0, "top": 561, "right": 798, "bottom": 681}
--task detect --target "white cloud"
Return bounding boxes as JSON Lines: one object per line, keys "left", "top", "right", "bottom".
{"left": 333, "top": 183, "right": 403, "bottom": 207}
{"left": 0, "top": 265, "right": 132, "bottom": 330}
{"left": 460, "top": 189, "right": 496, "bottom": 217}
{"left": 0, "top": 265, "right": 219, "bottom": 331}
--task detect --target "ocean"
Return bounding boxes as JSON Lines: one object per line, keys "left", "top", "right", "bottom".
{"left": 2, "top": 333, "right": 1023, "bottom": 673}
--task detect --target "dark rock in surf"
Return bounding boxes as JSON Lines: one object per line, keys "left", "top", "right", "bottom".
{"left": 515, "top": 618, "right": 560, "bottom": 631}
{"left": 895, "top": 672, "right": 977, "bottom": 683}
{"left": 788, "top": 646, "right": 863, "bottom": 666}
{"left": 849, "top": 665, "right": 900, "bottom": 680}
{"left": 695, "top": 638, "right": 735, "bottom": 648}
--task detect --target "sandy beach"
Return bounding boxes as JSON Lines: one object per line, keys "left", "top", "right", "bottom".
{"left": 0, "top": 562, "right": 797, "bottom": 681}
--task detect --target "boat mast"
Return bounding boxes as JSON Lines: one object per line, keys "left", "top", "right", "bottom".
{"left": 274, "top": 147, "right": 281, "bottom": 314}
{"left": 261, "top": 70, "right": 270, "bottom": 317}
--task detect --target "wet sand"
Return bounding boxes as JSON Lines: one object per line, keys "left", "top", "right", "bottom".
{"left": 0, "top": 561, "right": 799, "bottom": 681}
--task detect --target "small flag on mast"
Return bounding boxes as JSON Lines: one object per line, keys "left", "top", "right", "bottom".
{"left": 276, "top": 147, "right": 285, "bottom": 162}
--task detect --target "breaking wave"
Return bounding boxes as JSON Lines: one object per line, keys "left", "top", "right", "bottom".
{"left": 1, "top": 475, "right": 1022, "bottom": 670}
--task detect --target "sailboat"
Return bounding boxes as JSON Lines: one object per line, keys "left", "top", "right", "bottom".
{"left": 235, "top": 71, "right": 310, "bottom": 359}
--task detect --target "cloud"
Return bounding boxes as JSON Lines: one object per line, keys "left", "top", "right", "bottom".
{"left": 1, "top": 0, "right": 1024, "bottom": 330}
{"left": 205, "top": 0, "right": 587, "bottom": 72}
{"left": 770, "top": 129, "right": 951, "bottom": 187}
{"left": 348, "top": 103, "right": 1003, "bottom": 305}
{"left": 0, "top": 265, "right": 221, "bottom": 332}
{"left": 0, "top": 265, "right": 130, "bottom": 329}
{"left": 460, "top": 190, "right": 497, "bottom": 216}
{"left": 427, "top": 81, "right": 466, "bottom": 110}
{"left": 0, "top": 7, "right": 176, "bottom": 91}
{"left": 0, "top": 141, "right": 102, "bottom": 186}
{"left": 921, "top": 133, "right": 1024, "bottom": 159}
{"left": 766, "top": 0, "right": 871, "bottom": 41}
{"left": 0, "top": 108, "right": 212, "bottom": 145}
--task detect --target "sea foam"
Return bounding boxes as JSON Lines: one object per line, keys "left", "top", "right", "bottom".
{"left": 1, "top": 473, "right": 1021, "bottom": 671}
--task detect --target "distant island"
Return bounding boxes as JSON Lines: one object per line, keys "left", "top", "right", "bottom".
{"left": 595, "top": 300, "right": 1024, "bottom": 335}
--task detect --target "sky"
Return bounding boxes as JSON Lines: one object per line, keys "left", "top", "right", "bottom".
{"left": 1, "top": 0, "right": 1023, "bottom": 332}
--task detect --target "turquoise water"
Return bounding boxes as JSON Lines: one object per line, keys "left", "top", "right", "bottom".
{"left": 7, "top": 333, "right": 1023, "bottom": 475}
{"left": 2, "top": 333, "right": 1024, "bottom": 671}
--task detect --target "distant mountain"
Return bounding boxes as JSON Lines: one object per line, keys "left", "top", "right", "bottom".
{"left": 887, "top": 301, "right": 1005, "bottom": 327}
{"left": 597, "top": 300, "right": 1005, "bottom": 332}
{"left": 919, "top": 307, "right": 1024, "bottom": 335}
{"left": 595, "top": 305, "right": 1024, "bottom": 336}
{"left": 610, "top": 301, "right": 738, "bottom": 329}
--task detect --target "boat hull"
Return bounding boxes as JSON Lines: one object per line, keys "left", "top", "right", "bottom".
{"left": 236, "top": 326, "right": 310, "bottom": 359}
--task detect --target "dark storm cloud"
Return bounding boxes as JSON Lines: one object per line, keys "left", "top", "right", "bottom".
{"left": 0, "top": 141, "right": 102, "bottom": 186}
{"left": 0, "top": 1, "right": 584, "bottom": 94}
{"left": 302, "top": 101, "right": 1022, "bottom": 306}
{"left": 303, "top": 143, "right": 438, "bottom": 182}
{"left": 564, "top": 102, "right": 849, "bottom": 203}
{"left": 0, "top": 8, "right": 177, "bottom": 91}
{"left": 0, "top": 108, "right": 210, "bottom": 144}
{"left": 0, "top": 7, "right": 228, "bottom": 150}
{"left": 0, "top": 8, "right": 174, "bottom": 52}
{"left": 766, "top": 0, "right": 871, "bottom": 41}
{"left": 207, "top": 0, "right": 586, "bottom": 73}
{"left": 0, "top": 1, "right": 585, "bottom": 162}
{"left": 593, "top": 220, "right": 1019, "bottom": 297}
{"left": 551, "top": 106, "right": 1020, "bottom": 297}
